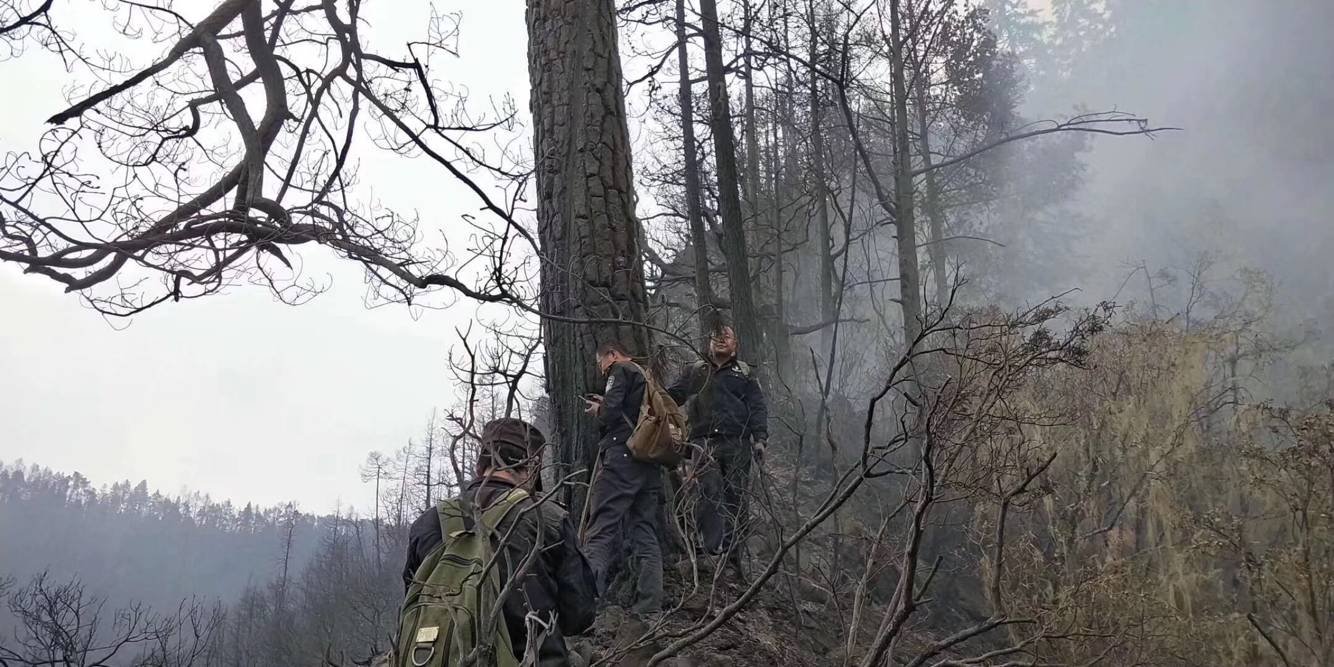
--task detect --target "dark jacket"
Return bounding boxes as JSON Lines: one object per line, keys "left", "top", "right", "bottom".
{"left": 667, "top": 357, "right": 768, "bottom": 441}
{"left": 596, "top": 361, "right": 646, "bottom": 449}
{"left": 403, "top": 478, "right": 596, "bottom": 667}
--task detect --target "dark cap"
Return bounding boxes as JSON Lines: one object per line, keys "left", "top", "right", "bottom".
{"left": 480, "top": 418, "right": 546, "bottom": 468}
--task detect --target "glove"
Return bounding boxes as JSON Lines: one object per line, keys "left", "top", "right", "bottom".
{"left": 752, "top": 439, "right": 767, "bottom": 460}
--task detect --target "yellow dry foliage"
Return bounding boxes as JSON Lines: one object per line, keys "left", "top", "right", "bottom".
{"left": 973, "top": 318, "right": 1332, "bottom": 666}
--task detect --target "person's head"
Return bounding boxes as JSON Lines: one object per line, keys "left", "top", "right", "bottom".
{"left": 709, "top": 325, "right": 738, "bottom": 361}
{"left": 475, "top": 418, "right": 547, "bottom": 490}
{"left": 595, "top": 340, "right": 631, "bottom": 375}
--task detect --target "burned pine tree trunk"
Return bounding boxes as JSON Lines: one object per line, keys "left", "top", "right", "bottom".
{"left": 741, "top": 0, "right": 764, "bottom": 250}
{"left": 699, "top": 0, "right": 764, "bottom": 359}
{"left": 808, "top": 1, "right": 836, "bottom": 353}
{"left": 526, "top": 0, "right": 652, "bottom": 513}
{"left": 677, "top": 0, "right": 720, "bottom": 343}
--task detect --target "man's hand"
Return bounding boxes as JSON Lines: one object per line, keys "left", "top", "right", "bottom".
{"left": 752, "top": 439, "right": 767, "bottom": 460}
{"left": 583, "top": 394, "right": 603, "bottom": 416}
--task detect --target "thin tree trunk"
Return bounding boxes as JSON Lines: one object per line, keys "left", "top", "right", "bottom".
{"left": 808, "top": 1, "right": 835, "bottom": 350}
{"left": 527, "top": 0, "right": 653, "bottom": 514}
{"left": 699, "top": 0, "right": 764, "bottom": 358}
{"left": 678, "top": 0, "right": 719, "bottom": 342}
{"left": 373, "top": 467, "right": 381, "bottom": 572}
{"left": 422, "top": 410, "right": 436, "bottom": 510}
{"left": 742, "top": 0, "right": 762, "bottom": 218}
{"left": 913, "top": 76, "right": 949, "bottom": 311}
{"left": 277, "top": 504, "right": 296, "bottom": 612}
{"left": 742, "top": 0, "right": 764, "bottom": 260}
{"left": 771, "top": 86, "right": 791, "bottom": 378}
{"left": 396, "top": 442, "right": 409, "bottom": 527}
{"left": 890, "top": 0, "right": 924, "bottom": 345}
{"left": 742, "top": 0, "right": 782, "bottom": 366}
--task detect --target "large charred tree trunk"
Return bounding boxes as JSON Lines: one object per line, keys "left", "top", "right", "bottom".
{"left": 699, "top": 0, "right": 764, "bottom": 359}
{"left": 677, "top": 0, "right": 719, "bottom": 343}
{"left": 527, "top": 0, "right": 652, "bottom": 512}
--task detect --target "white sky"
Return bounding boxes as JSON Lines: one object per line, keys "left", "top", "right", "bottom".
{"left": 0, "top": 2, "right": 531, "bottom": 514}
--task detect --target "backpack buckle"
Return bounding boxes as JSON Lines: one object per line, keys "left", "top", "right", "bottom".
{"left": 411, "top": 645, "right": 435, "bottom": 667}
{"left": 411, "top": 626, "right": 438, "bottom": 666}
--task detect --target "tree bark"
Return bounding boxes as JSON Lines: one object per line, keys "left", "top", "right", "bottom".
{"left": 808, "top": 1, "right": 835, "bottom": 350}
{"left": 771, "top": 83, "right": 792, "bottom": 379}
{"left": 742, "top": 0, "right": 762, "bottom": 217}
{"left": 913, "top": 69, "right": 949, "bottom": 311}
{"left": 527, "top": 0, "right": 652, "bottom": 513}
{"left": 699, "top": 0, "right": 764, "bottom": 359}
{"left": 678, "top": 0, "right": 719, "bottom": 343}
{"left": 889, "top": 0, "right": 924, "bottom": 345}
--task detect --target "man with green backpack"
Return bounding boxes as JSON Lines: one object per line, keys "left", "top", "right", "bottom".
{"left": 398, "top": 418, "right": 596, "bottom": 666}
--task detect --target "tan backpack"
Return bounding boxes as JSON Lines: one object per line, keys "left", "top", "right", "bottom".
{"left": 625, "top": 363, "right": 688, "bottom": 466}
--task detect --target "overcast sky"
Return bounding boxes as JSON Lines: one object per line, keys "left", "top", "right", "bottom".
{"left": 0, "top": 1, "right": 530, "bottom": 514}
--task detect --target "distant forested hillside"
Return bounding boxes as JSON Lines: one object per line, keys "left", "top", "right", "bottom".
{"left": 1, "top": 461, "right": 406, "bottom": 664}
{"left": 0, "top": 461, "right": 322, "bottom": 611}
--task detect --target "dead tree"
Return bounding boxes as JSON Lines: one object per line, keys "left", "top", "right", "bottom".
{"left": 359, "top": 452, "right": 389, "bottom": 571}
{"left": 0, "top": 572, "right": 223, "bottom": 667}
{"left": 698, "top": 0, "right": 764, "bottom": 357}
{"left": 525, "top": 0, "right": 655, "bottom": 513}
{"left": 1, "top": 0, "right": 532, "bottom": 316}
{"left": 676, "top": 0, "right": 721, "bottom": 342}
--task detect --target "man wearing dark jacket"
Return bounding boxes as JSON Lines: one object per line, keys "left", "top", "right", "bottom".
{"left": 403, "top": 418, "right": 596, "bottom": 666}
{"left": 668, "top": 326, "right": 768, "bottom": 559}
{"left": 580, "top": 341, "right": 664, "bottom": 616}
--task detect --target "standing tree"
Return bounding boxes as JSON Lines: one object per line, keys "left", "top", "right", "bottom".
{"left": 676, "top": 0, "right": 721, "bottom": 342}
{"left": 698, "top": 0, "right": 764, "bottom": 357}
{"left": 525, "top": 0, "right": 654, "bottom": 511}
{"left": 359, "top": 451, "right": 389, "bottom": 570}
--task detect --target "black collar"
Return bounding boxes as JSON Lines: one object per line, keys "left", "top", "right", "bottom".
{"left": 467, "top": 476, "right": 518, "bottom": 492}
{"left": 710, "top": 356, "right": 738, "bottom": 371}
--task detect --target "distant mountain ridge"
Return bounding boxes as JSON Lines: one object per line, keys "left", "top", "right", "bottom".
{"left": 0, "top": 459, "right": 328, "bottom": 611}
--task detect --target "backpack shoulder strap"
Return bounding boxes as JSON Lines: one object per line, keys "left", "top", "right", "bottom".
{"left": 436, "top": 498, "right": 468, "bottom": 540}
{"left": 734, "top": 360, "right": 751, "bottom": 376}
{"left": 627, "top": 362, "right": 654, "bottom": 413}
{"left": 436, "top": 488, "right": 528, "bottom": 539}
{"left": 479, "top": 488, "right": 528, "bottom": 533}
{"left": 626, "top": 361, "right": 651, "bottom": 383}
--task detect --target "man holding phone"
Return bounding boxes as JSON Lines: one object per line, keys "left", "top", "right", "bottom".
{"left": 579, "top": 341, "right": 663, "bottom": 617}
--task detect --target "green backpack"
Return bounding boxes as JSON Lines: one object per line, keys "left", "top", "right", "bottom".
{"left": 395, "top": 489, "right": 528, "bottom": 667}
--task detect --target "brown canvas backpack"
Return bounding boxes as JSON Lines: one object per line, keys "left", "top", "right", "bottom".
{"left": 625, "top": 363, "right": 688, "bottom": 465}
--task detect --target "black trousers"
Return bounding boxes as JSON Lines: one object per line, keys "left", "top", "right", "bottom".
{"left": 694, "top": 436, "right": 753, "bottom": 555}
{"left": 582, "top": 443, "right": 663, "bottom": 615}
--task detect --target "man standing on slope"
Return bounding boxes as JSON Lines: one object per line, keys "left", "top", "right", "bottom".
{"left": 668, "top": 325, "right": 768, "bottom": 566}
{"left": 402, "top": 418, "right": 596, "bottom": 666}
{"left": 581, "top": 341, "right": 664, "bottom": 617}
